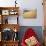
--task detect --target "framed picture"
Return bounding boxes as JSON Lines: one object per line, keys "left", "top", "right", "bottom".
{"left": 23, "top": 9, "right": 37, "bottom": 19}
{"left": 10, "top": 11, "right": 18, "bottom": 15}
{"left": 2, "top": 15, "right": 18, "bottom": 24}
{"left": 8, "top": 16, "right": 18, "bottom": 24}
{"left": 2, "top": 10, "right": 9, "bottom": 15}
{"left": 2, "top": 16, "right": 8, "bottom": 24}
{"left": 10, "top": 11, "right": 15, "bottom": 15}
{"left": 9, "top": 10, "right": 18, "bottom": 15}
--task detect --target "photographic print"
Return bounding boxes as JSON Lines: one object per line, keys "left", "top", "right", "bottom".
{"left": 23, "top": 9, "right": 37, "bottom": 19}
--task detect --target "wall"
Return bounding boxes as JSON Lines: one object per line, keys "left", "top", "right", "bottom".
{"left": 0, "top": 0, "right": 44, "bottom": 26}
{"left": 18, "top": 0, "right": 44, "bottom": 26}
{"left": 0, "top": 0, "right": 15, "bottom": 7}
